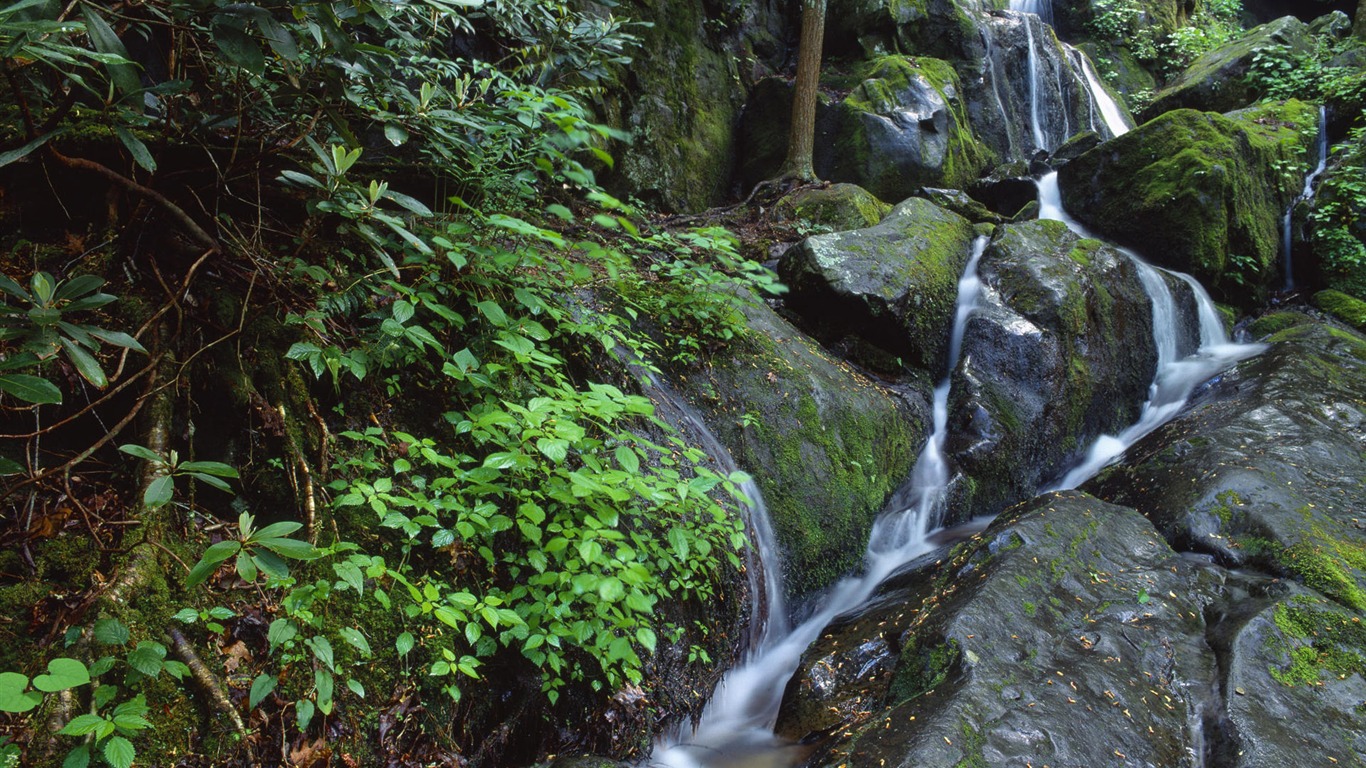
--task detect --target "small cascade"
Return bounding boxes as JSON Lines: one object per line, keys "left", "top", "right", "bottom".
{"left": 648, "top": 236, "right": 991, "bottom": 768}
{"left": 981, "top": 28, "right": 1017, "bottom": 160}
{"left": 1073, "top": 47, "right": 1131, "bottom": 138}
{"left": 1023, "top": 18, "right": 1048, "bottom": 152}
{"left": 1282, "top": 105, "right": 1330, "bottom": 290}
{"left": 1008, "top": 0, "right": 1053, "bottom": 27}
{"left": 642, "top": 371, "right": 788, "bottom": 651}
{"left": 1035, "top": 173, "right": 1264, "bottom": 489}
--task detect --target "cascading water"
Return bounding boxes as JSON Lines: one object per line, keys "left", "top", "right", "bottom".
{"left": 648, "top": 236, "right": 991, "bottom": 768}
{"left": 1282, "top": 105, "right": 1330, "bottom": 290}
{"left": 1074, "top": 48, "right": 1131, "bottom": 138}
{"left": 1008, "top": 0, "right": 1053, "bottom": 27}
{"left": 1023, "top": 18, "right": 1048, "bottom": 152}
{"left": 642, "top": 371, "right": 788, "bottom": 651}
{"left": 1036, "top": 172, "right": 1265, "bottom": 489}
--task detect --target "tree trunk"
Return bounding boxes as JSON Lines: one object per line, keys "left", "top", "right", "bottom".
{"left": 1357, "top": 0, "right": 1366, "bottom": 39}
{"left": 780, "top": 0, "right": 826, "bottom": 182}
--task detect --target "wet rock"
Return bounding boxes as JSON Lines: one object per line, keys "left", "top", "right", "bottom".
{"left": 773, "top": 184, "right": 892, "bottom": 232}
{"left": 917, "top": 187, "right": 1006, "bottom": 225}
{"left": 736, "top": 56, "right": 991, "bottom": 202}
{"left": 778, "top": 196, "right": 980, "bottom": 375}
{"left": 778, "top": 491, "right": 1223, "bottom": 768}
{"left": 1086, "top": 318, "right": 1366, "bottom": 610}
{"left": 1314, "top": 289, "right": 1366, "bottom": 330}
{"left": 1142, "top": 16, "right": 1312, "bottom": 119}
{"left": 676, "top": 290, "right": 928, "bottom": 600}
{"left": 1057, "top": 101, "right": 1318, "bottom": 304}
{"left": 967, "top": 174, "right": 1038, "bottom": 219}
{"left": 950, "top": 219, "right": 1160, "bottom": 517}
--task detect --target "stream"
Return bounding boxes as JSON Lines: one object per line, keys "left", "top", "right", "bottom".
{"left": 644, "top": 6, "right": 1263, "bottom": 767}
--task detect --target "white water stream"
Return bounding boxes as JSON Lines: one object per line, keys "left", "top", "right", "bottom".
{"left": 1023, "top": 17, "right": 1048, "bottom": 152}
{"left": 648, "top": 236, "right": 991, "bottom": 768}
{"left": 1009, "top": 0, "right": 1053, "bottom": 27}
{"left": 1037, "top": 172, "right": 1265, "bottom": 489}
{"left": 1282, "top": 105, "right": 1330, "bottom": 290}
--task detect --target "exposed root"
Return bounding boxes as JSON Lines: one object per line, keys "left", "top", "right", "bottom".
{"left": 168, "top": 628, "right": 255, "bottom": 763}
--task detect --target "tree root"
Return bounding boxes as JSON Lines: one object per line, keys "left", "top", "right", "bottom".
{"left": 168, "top": 628, "right": 255, "bottom": 763}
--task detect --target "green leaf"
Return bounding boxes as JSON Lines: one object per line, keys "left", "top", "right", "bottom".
{"left": 186, "top": 540, "right": 240, "bottom": 588}
{"left": 295, "top": 698, "right": 315, "bottom": 731}
{"left": 384, "top": 123, "right": 409, "bottom": 146}
{"left": 346, "top": 678, "right": 365, "bottom": 698}
{"left": 32, "top": 658, "right": 90, "bottom": 692}
{"left": 339, "top": 627, "right": 372, "bottom": 657}
{"left": 333, "top": 562, "right": 364, "bottom": 595}
{"left": 0, "top": 130, "right": 63, "bottom": 169}
{"left": 248, "top": 520, "right": 300, "bottom": 540}
{"left": 597, "top": 576, "right": 624, "bottom": 602}
{"left": 118, "top": 444, "right": 164, "bottom": 464}
{"left": 172, "top": 608, "right": 199, "bottom": 624}
{"left": 249, "top": 674, "right": 277, "bottom": 710}
{"left": 212, "top": 19, "right": 265, "bottom": 74}
{"left": 142, "top": 472, "right": 174, "bottom": 508}
{"left": 61, "top": 743, "right": 90, "bottom": 768}
{"left": 102, "top": 736, "right": 134, "bottom": 768}
{"left": 475, "top": 300, "right": 509, "bottom": 328}
{"left": 395, "top": 632, "right": 415, "bottom": 656}
{"left": 58, "top": 714, "right": 107, "bottom": 736}
{"left": 635, "top": 627, "right": 657, "bottom": 654}
{"left": 177, "top": 461, "right": 239, "bottom": 478}
{"left": 127, "top": 641, "right": 166, "bottom": 678}
{"left": 0, "top": 374, "right": 62, "bottom": 404}
{"left": 53, "top": 275, "right": 105, "bottom": 302}
{"left": 306, "top": 636, "right": 335, "bottom": 671}
{"left": 60, "top": 337, "right": 106, "bottom": 387}
{"left": 114, "top": 127, "right": 156, "bottom": 173}
{"left": 93, "top": 618, "right": 130, "bottom": 646}
{"left": 80, "top": 7, "right": 141, "bottom": 98}
{"left": 0, "top": 672, "right": 41, "bottom": 713}
{"left": 315, "top": 669, "right": 334, "bottom": 715}
{"left": 614, "top": 445, "right": 639, "bottom": 474}
{"left": 268, "top": 618, "right": 298, "bottom": 650}
{"left": 255, "top": 537, "right": 318, "bottom": 560}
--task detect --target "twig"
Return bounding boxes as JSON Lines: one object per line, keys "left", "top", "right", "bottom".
{"left": 46, "top": 146, "right": 222, "bottom": 254}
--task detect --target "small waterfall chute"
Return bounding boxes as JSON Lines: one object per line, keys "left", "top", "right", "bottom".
{"left": 1282, "top": 104, "right": 1330, "bottom": 290}
{"left": 1036, "top": 172, "right": 1263, "bottom": 489}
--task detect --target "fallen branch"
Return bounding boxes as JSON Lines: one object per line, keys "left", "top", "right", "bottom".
{"left": 168, "top": 628, "right": 255, "bottom": 763}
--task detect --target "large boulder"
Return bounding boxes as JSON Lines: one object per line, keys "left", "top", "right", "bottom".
{"left": 676, "top": 290, "right": 929, "bottom": 600}
{"left": 772, "top": 183, "right": 892, "bottom": 232}
{"left": 1141, "top": 16, "right": 1312, "bottom": 119}
{"left": 777, "top": 197, "right": 981, "bottom": 375}
{"left": 601, "top": 0, "right": 788, "bottom": 211}
{"left": 737, "top": 56, "right": 992, "bottom": 202}
{"left": 1086, "top": 318, "right": 1366, "bottom": 610}
{"left": 1057, "top": 100, "right": 1318, "bottom": 304}
{"left": 777, "top": 491, "right": 1224, "bottom": 767}
{"left": 949, "top": 219, "right": 1162, "bottom": 517}
{"left": 825, "top": 0, "right": 988, "bottom": 61}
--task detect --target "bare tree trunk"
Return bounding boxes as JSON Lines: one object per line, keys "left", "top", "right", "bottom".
{"left": 780, "top": 0, "right": 826, "bottom": 182}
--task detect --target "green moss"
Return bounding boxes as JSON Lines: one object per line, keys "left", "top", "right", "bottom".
{"left": 1268, "top": 596, "right": 1366, "bottom": 687}
{"left": 1022, "top": 601, "right": 1037, "bottom": 617}
{"left": 888, "top": 638, "right": 960, "bottom": 704}
{"left": 775, "top": 184, "right": 891, "bottom": 231}
{"left": 1313, "top": 289, "right": 1366, "bottom": 331}
{"left": 1276, "top": 527, "right": 1366, "bottom": 611}
{"left": 1208, "top": 489, "right": 1246, "bottom": 526}
{"left": 954, "top": 718, "right": 989, "bottom": 768}
{"left": 1250, "top": 311, "right": 1312, "bottom": 338}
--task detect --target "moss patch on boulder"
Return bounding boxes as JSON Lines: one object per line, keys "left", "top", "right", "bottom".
{"left": 773, "top": 184, "right": 892, "bottom": 232}
{"left": 1057, "top": 101, "right": 1318, "bottom": 305}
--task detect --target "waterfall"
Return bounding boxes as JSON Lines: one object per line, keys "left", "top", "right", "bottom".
{"left": 1282, "top": 105, "right": 1330, "bottom": 290}
{"left": 1035, "top": 173, "right": 1264, "bottom": 489}
{"left": 1023, "top": 18, "right": 1048, "bottom": 152}
{"left": 1009, "top": 0, "right": 1053, "bottom": 27}
{"left": 1074, "top": 47, "right": 1131, "bottom": 138}
{"left": 647, "top": 236, "right": 992, "bottom": 768}
{"left": 982, "top": 28, "right": 1017, "bottom": 160}
{"left": 642, "top": 371, "right": 788, "bottom": 652}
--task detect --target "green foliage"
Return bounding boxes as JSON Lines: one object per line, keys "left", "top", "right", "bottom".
{"left": 0, "top": 273, "right": 145, "bottom": 402}
{"left": 117, "top": 445, "right": 238, "bottom": 510}
{"left": 0, "top": 618, "right": 188, "bottom": 767}
{"left": 1088, "top": 0, "right": 1244, "bottom": 77}
{"left": 1248, "top": 37, "right": 1366, "bottom": 116}
{"left": 184, "top": 511, "right": 319, "bottom": 588}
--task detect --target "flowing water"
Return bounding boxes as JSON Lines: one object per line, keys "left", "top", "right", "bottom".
{"left": 648, "top": 236, "right": 991, "bottom": 768}
{"left": 1074, "top": 48, "right": 1131, "bottom": 138}
{"left": 1282, "top": 105, "right": 1330, "bottom": 290}
{"left": 1008, "top": 0, "right": 1053, "bottom": 27}
{"left": 1036, "top": 172, "right": 1265, "bottom": 489}
{"left": 1023, "top": 17, "right": 1048, "bottom": 152}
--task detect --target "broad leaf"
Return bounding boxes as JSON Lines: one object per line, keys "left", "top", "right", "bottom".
{"left": 32, "top": 658, "right": 90, "bottom": 692}
{"left": 0, "top": 374, "right": 61, "bottom": 404}
{"left": 60, "top": 337, "right": 106, "bottom": 387}
{"left": 249, "top": 674, "right": 277, "bottom": 710}
{"left": 115, "top": 127, "right": 156, "bottom": 172}
{"left": 0, "top": 672, "right": 40, "bottom": 713}
{"left": 142, "top": 474, "right": 174, "bottom": 509}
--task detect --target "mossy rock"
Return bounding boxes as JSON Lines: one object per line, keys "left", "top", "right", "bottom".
{"left": 1057, "top": 101, "right": 1319, "bottom": 305}
{"left": 1313, "top": 289, "right": 1366, "bottom": 330}
{"left": 1142, "top": 16, "right": 1312, "bottom": 120}
{"left": 675, "top": 290, "right": 927, "bottom": 600}
{"left": 1248, "top": 310, "right": 1314, "bottom": 339}
{"left": 779, "top": 491, "right": 1224, "bottom": 767}
{"left": 1086, "top": 319, "right": 1366, "bottom": 610}
{"left": 737, "top": 56, "right": 992, "bottom": 201}
{"left": 778, "top": 196, "right": 980, "bottom": 375}
{"left": 773, "top": 183, "right": 892, "bottom": 231}
{"left": 950, "top": 220, "right": 1161, "bottom": 517}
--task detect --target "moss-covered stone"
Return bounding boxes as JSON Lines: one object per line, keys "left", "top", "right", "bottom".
{"left": 1057, "top": 101, "right": 1319, "bottom": 305}
{"left": 1142, "top": 16, "right": 1313, "bottom": 119}
{"left": 674, "top": 290, "right": 927, "bottom": 600}
{"left": 1314, "top": 288, "right": 1366, "bottom": 329}
{"left": 778, "top": 196, "right": 980, "bottom": 375}
{"left": 1248, "top": 310, "right": 1314, "bottom": 338}
{"left": 950, "top": 220, "right": 1160, "bottom": 516}
{"left": 773, "top": 183, "right": 892, "bottom": 231}
{"left": 737, "top": 55, "right": 993, "bottom": 200}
